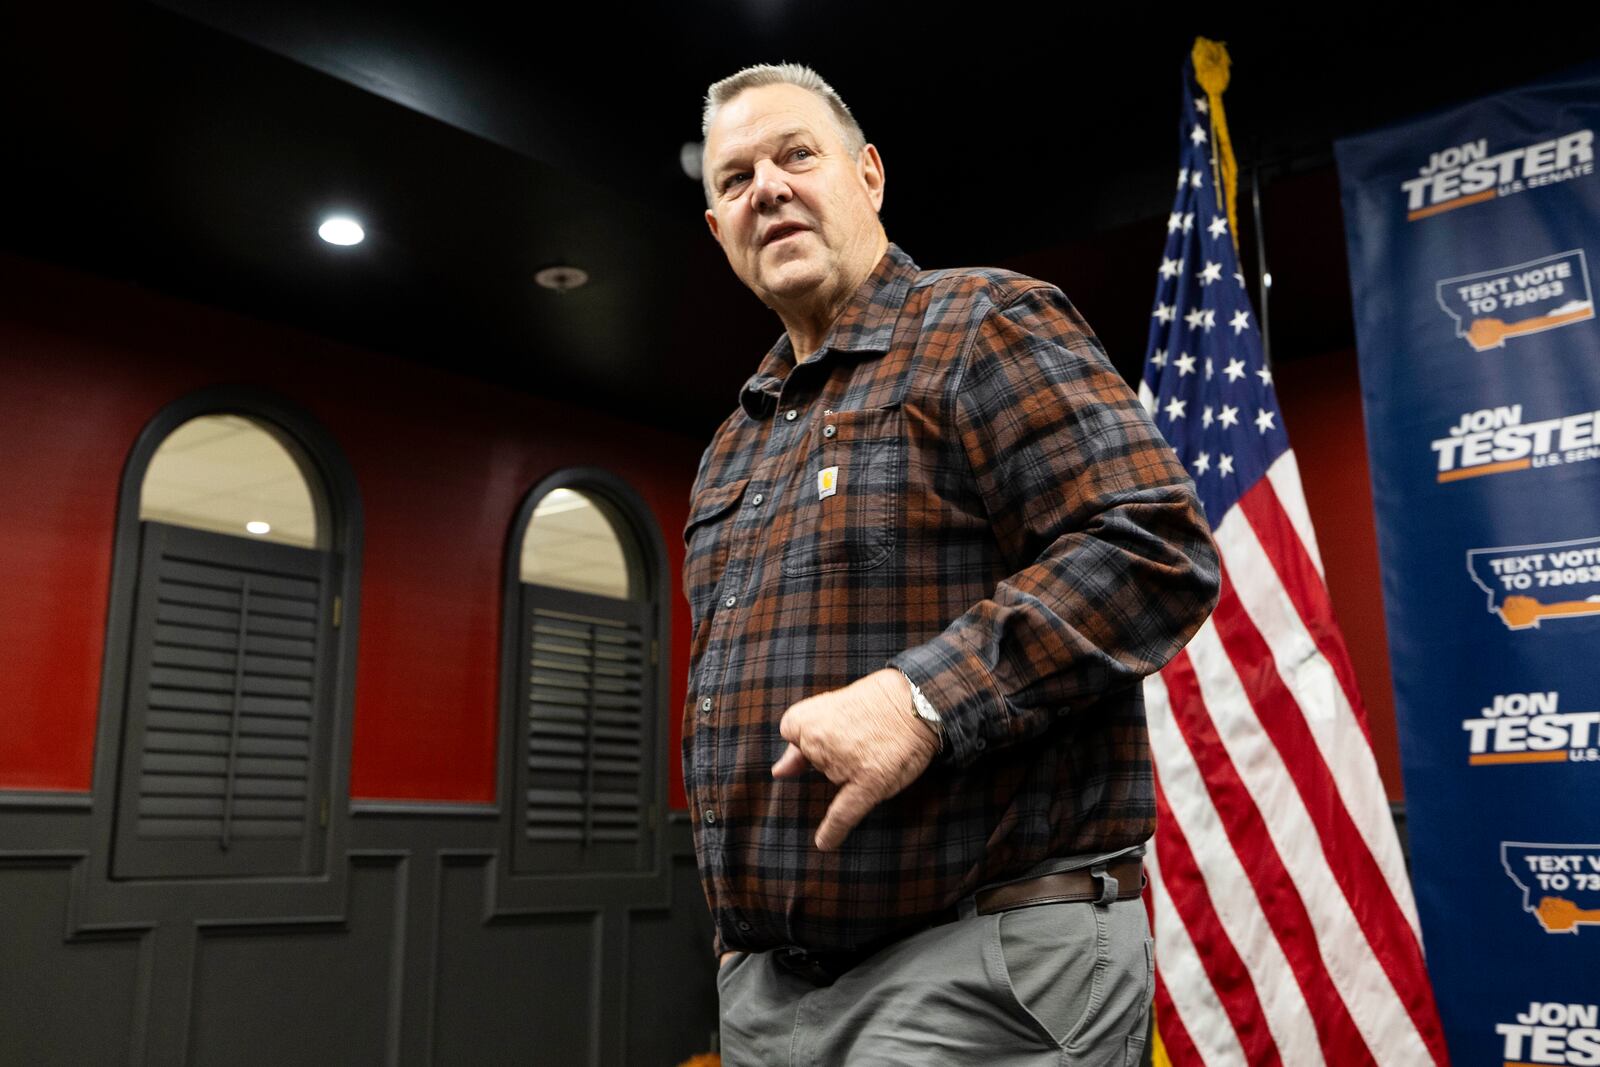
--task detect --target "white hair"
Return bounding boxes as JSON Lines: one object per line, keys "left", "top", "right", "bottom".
{"left": 699, "top": 63, "right": 867, "bottom": 205}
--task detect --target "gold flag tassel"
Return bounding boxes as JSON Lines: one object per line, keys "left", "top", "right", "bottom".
{"left": 1192, "top": 36, "right": 1239, "bottom": 253}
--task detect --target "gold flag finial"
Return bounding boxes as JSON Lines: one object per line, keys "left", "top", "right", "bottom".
{"left": 1191, "top": 36, "right": 1239, "bottom": 247}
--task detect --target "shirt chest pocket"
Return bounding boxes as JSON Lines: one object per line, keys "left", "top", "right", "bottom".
{"left": 780, "top": 404, "right": 903, "bottom": 578}
{"left": 683, "top": 476, "right": 749, "bottom": 624}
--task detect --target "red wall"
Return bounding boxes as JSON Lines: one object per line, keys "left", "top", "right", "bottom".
{"left": 0, "top": 254, "right": 702, "bottom": 807}
{"left": 0, "top": 250, "right": 1404, "bottom": 810}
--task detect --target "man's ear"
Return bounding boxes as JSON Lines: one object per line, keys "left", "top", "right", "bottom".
{"left": 705, "top": 208, "right": 721, "bottom": 243}
{"left": 859, "top": 144, "right": 886, "bottom": 212}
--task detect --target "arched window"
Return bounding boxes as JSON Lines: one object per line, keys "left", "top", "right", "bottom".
{"left": 503, "top": 473, "right": 664, "bottom": 877}
{"left": 100, "top": 401, "right": 357, "bottom": 881}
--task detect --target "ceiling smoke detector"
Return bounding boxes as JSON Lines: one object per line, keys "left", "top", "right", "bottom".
{"left": 535, "top": 265, "right": 589, "bottom": 292}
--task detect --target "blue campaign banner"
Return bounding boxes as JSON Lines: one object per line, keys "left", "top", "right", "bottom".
{"left": 1335, "top": 62, "right": 1600, "bottom": 1066}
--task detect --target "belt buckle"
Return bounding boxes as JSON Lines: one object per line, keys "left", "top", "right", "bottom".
{"left": 776, "top": 947, "right": 841, "bottom": 986}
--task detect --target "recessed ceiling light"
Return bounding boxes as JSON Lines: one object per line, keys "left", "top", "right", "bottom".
{"left": 246, "top": 520, "right": 272, "bottom": 535}
{"left": 535, "top": 265, "right": 589, "bottom": 291}
{"left": 318, "top": 216, "right": 365, "bottom": 246}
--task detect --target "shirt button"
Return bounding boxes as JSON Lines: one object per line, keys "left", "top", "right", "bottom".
{"left": 700, "top": 697, "right": 712, "bottom": 712}
{"left": 738, "top": 920, "right": 752, "bottom": 932}
{"left": 975, "top": 737, "right": 987, "bottom": 750}
{"left": 751, "top": 493, "right": 764, "bottom": 506}
{"left": 724, "top": 595, "right": 737, "bottom": 608}
{"left": 823, "top": 424, "right": 837, "bottom": 438}
{"left": 785, "top": 409, "right": 798, "bottom": 422}
{"left": 703, "top": 809, "right": 717, "bottom": 825}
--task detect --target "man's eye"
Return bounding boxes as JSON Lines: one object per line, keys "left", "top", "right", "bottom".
{"left": 723, "top": 173, "right": 749, "bottom": 192}
{"left": 789, "top": 148, "right": 812, "bottom": 162}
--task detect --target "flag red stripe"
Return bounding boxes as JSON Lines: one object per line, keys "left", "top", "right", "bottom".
{"left": 1237, "top": 475, "right": 1369, "bottom": 737}
{"left": 1154, "top": 662, "right": 1284, "bottom": 1067}
{"left": 1210, "top": 537, "right": 1452, "bottom": 1063}
{"left": 1160, "top": 645, "right": 1375, "bottom": 1065}
{"left": 1153, "top": 970, "right": 1201, "bottom": 1066}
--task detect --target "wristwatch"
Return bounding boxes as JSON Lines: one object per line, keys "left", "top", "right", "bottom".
{"left": 895, "top": 668, "right": 944, "bottom": 748}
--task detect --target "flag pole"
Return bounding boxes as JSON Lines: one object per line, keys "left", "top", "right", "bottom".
{"left": 1250, "top": 164, "right": 1273, "bottom": 369}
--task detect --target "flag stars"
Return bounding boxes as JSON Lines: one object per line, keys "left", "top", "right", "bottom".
{"left": 1223, "top": 358, "right": 1247, "bottom": 382}
{"left": 1174, "top": 352, "right": 1196, "bottom": 376}
{"left": 1177, "top": 168, "right": 1189, "bottom": 189}
{"left": 1184, "top": 307, "right": 1205, "bottom": 330}
{"left": 1153, "top": 303, "right": 1175, "bottom": 325}
{"left": 1205, "top": 357, "right": 1214, "bottom": 380}
{"left": 1191, "top": 169, "right": 1204, "bottom": 189}
{"left": 1167, "top": 212, "right": 1185, "bottom": 234}
{"left": 1198, "top": 261, "right": 1223, "bottom": 286}
{"left": 1193, "top": 451, "right": 1211, "bottom": 475}
{"left": 1230, "top": 309, "right": 1252, "bottom": 335}
{"left": 1256, "top": 366, "right": 1273, "bottom": 387}
{"left": 1183, "top": 212, "right": 1195, "bottom": 233}
{"left": 1255, "top": 408, "right": 1277, "bottom": 434}
{"left": 1160, "top": 257, "right": 1183, "bottom": 279}
{"left": 1234, "top": 271, "right": 1246, "bottom": 287}
{"left": 1219, "top": 404, "right": 1240, "bottom": 429}
{"left": 1208, "top": 216, "right": 1229, "bottom": 239}
{"left": 1195, "top": 97, "right": 1209, "bottom": 114}
{"left": 1202, "top": 405, "right": 1214, "bottom": 428}
{"left": 1150, "top": 348, "right": 1168, "bottom": 368}
{"left": 1219, "top": 454, "right": 1235, "bottom": 477}
{"left": 1191, "top": 122, "right": 1208, "bottom": 145}
{"left": 1165, "top": 397, "right": 1188, "bottom": 420}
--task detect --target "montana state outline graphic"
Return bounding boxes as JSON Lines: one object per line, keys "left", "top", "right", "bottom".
{"left": 1502, "top": 842, "right": 1600, "bottom": 933}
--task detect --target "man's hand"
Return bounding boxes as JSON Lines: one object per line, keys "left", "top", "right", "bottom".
{"left": 771, "top": 668, "right": 940, "bottom": 851}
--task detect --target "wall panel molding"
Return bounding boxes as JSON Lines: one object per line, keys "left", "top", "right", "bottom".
{"left": 1, "top": 805, "right": 712, "bottom": 1065}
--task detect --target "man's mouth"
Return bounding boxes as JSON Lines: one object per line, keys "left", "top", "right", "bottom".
{"left": 762, "top": 224, "right": 809, "bottom": 247}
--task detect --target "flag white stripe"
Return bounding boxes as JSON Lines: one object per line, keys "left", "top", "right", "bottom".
{"left": 1184, "top": 615, "right": 1432, "bottom": 1065}
{"left": 1220, "top": 500, "right": 1425, "bottom": 938}
{"left": 1144, "top": 822, "right": 1250, "bottom": 1067}
{"left": 1264, "top": 450, "right": 1325, "bottom": 578}
{"left": 1144, "top": 639, "right": 1327, "bottom": 1067}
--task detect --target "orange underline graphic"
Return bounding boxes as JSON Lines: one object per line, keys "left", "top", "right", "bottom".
{"left": 1438, "top": 458, "right": 1532, "bottom": 482}
{"left": 1409, "top": 189, "right": 1497, "bottom": 220}
{"left": 1470, "top": 751, "right": 1569, "bottom": 765}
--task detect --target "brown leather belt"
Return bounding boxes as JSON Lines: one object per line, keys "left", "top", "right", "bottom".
{"left": 774, "top": 858, "right": 1145, "bottom": 985}
{"left": 974, "top": 856, "right": 1145, "bottom": 913}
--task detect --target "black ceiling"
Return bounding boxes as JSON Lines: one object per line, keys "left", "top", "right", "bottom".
{"left": 6, "top": 5, "right": 1598, "bottom": 437}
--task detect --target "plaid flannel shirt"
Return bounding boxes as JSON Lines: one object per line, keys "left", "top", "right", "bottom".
{"left": 683, "top": 243, "right": 1218, "bottom": 955}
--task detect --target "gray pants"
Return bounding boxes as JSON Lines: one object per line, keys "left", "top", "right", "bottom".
{"left": 717, "top": 896, "right": 1153, "bottom": 1066}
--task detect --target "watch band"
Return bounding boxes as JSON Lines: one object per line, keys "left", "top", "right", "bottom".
{"left": 895, "top": 668, "right": 944, "bottom": 748}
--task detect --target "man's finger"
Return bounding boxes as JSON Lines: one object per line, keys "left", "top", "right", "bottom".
{"left": 777, "top": 700, "right": 811, "bottom": 744}
{"left": 771, "top": 743, "right": 809, "bottom": 778}
{"left": 814, "top": 781, "right": 876, "bottom": 851}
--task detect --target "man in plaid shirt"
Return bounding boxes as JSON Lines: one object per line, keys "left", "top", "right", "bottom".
{"left": 689, "top": 63, "right": 1219, "bottom": 1065}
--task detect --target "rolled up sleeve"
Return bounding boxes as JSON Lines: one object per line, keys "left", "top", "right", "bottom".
{"left": 889, "top": 284, "right": 1220, "bottom": 767}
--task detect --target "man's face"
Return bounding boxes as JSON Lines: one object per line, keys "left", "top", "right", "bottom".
{"left": 703, "top": 83, "right": 885, "bottom": 319}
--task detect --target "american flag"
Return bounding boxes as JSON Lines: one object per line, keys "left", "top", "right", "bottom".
{"left": 1138, "top": 54, "right": 1449, "bottom": 1066}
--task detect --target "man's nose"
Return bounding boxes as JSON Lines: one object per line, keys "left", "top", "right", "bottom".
{"left": 751, "top": 160, "right": 792, "bottom": 210}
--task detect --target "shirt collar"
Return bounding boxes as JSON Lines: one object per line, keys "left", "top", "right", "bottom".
{"left": 738, "top": 242, "right": 919, "bottom": 420}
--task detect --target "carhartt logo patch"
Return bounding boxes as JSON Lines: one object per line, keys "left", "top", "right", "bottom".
{"left": 817, "top": 466, "right": 839, "bottom": 499}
